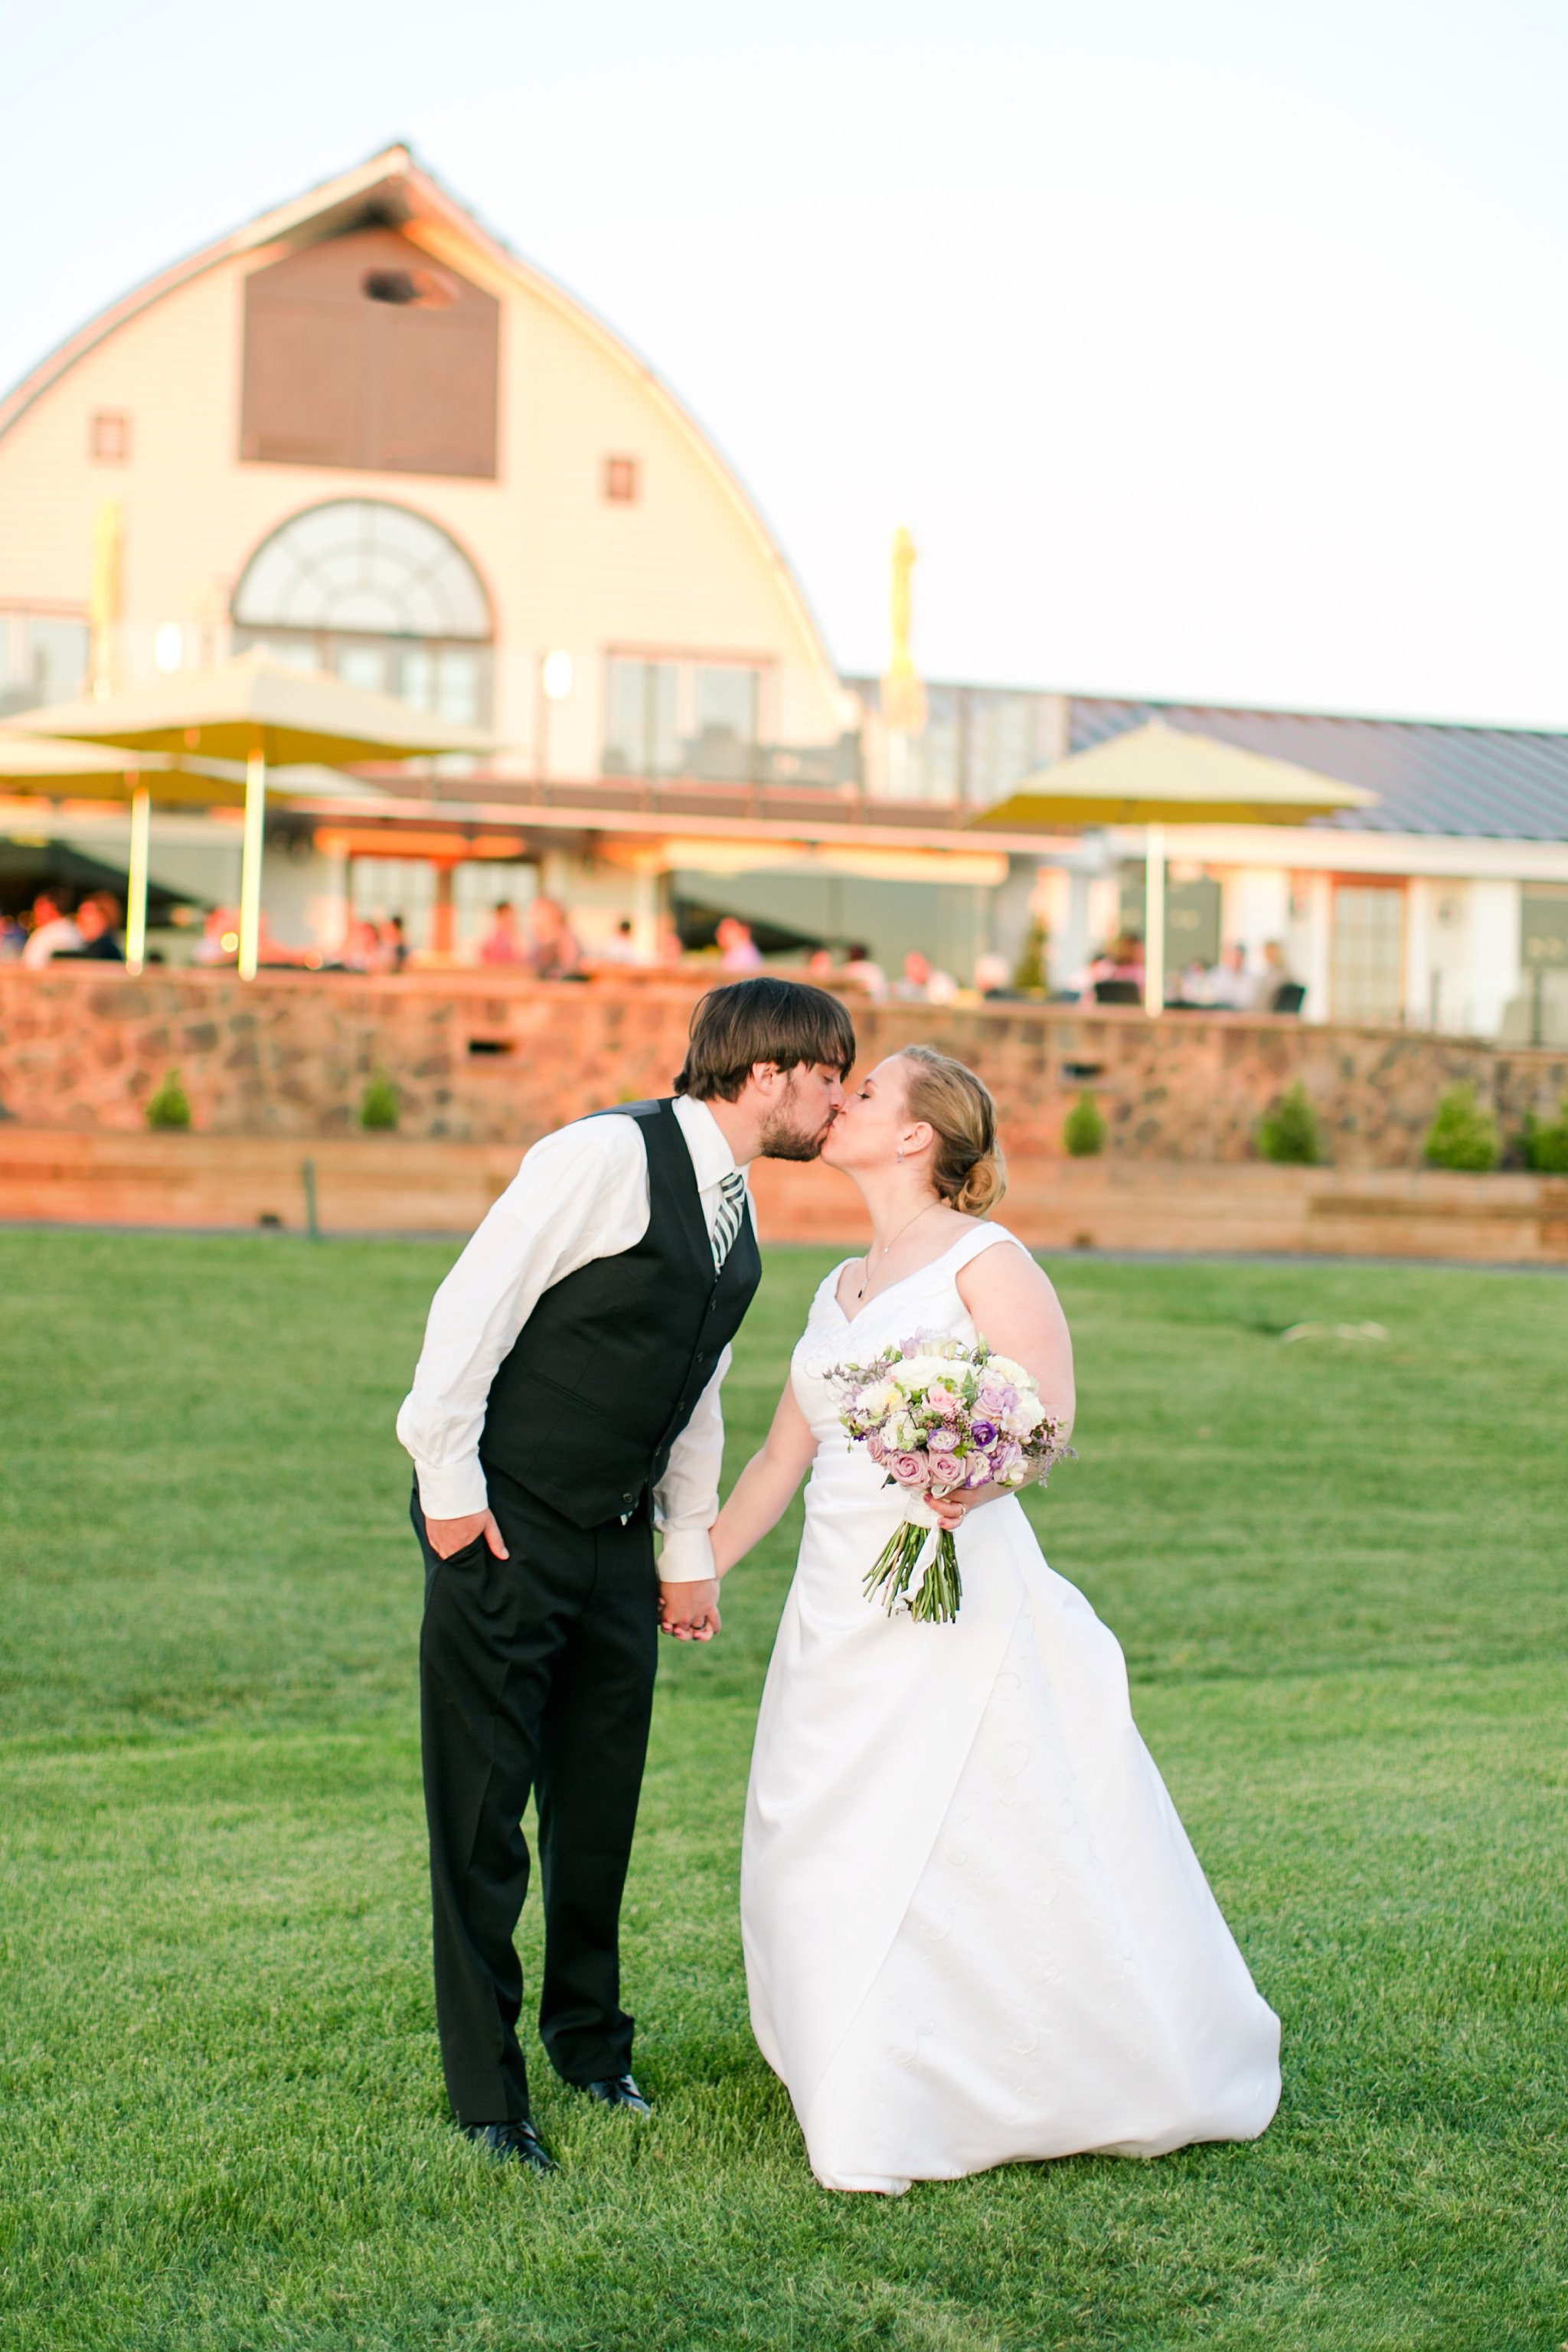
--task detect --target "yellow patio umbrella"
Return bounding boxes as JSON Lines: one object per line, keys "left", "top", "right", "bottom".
{"left": 10, "top": 651, "right": 495, "bottom": 978}
{"left": 971, "top": 721, "right": 1377, "bottom": 1014}
{"left": 0, "top": 733, "right": 243, "bottom": 973}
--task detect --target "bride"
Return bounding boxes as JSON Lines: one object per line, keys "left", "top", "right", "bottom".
{"left": 708, "top": 1045, "right": 1281, "bottom": 2195}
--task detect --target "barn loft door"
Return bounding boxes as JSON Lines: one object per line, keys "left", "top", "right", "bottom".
{"left": 240, "top": 227, "right": 499, "bottom": 480}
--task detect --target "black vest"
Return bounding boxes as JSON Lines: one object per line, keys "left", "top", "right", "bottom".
{"left": 479, "top": 1098, "right": 762, "bottom": 1529}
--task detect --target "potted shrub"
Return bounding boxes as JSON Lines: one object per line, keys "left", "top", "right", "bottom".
{"left": 1423, "top": 1083, "right": 1500, "bottom": 1172}
{"left": 359, "top": 1068, "right": 400, "bottom": 1132}
{"left": 1063, "top": 1091, "right": 1107, "bottom": 1157}
{"left": 1256, "top": 1083, "right": 1323, "bottom": 1165}
{"left": 1011, "top": 920, "right": 1049, "bottom": 996}
{"left": 1522, "top": 1102, "right": 1568, "bottom": 1174}
{"left": 145, "top": 1070, "right": 191, "bottom": 1131}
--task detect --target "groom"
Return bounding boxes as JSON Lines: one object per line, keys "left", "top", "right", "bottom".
{"left": 397, "top": 976, "right": 854, "bottom": 2171}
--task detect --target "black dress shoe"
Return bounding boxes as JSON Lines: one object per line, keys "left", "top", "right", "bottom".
{"left": 581, "top": 2073, "right": 652, "bottom": 2115}
{"left": 461, "top": 2118, "right": 555, "bottom": 2173}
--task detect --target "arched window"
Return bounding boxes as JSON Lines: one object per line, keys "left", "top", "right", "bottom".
{"left": 231, "top": 499, "right": 492, "bottom": 723}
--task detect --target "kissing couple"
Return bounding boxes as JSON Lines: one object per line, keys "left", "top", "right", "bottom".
{"left": 398, "top": 977, "right": 1279, "bottom": 2190}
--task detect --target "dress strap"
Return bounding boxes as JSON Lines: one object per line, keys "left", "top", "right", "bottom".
{"left": 943, "top": 1222, "right": 1031, "bottom": 1278}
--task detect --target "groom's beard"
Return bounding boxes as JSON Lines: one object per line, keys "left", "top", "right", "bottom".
{"left": 757, "top": 1086, "right": 837, "bottom": 1163}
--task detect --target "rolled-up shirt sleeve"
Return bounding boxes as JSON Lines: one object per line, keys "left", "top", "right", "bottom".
{"left": 652, "top": 1346, "right": 729, "bottom": 1583}
{"left": 395, "top": 1117, "right": 647, "bottom": 1519}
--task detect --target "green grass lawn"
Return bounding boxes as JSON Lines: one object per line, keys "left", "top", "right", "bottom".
{"left": 1, "top": 1230, "right": 1564, "bottom": 2352}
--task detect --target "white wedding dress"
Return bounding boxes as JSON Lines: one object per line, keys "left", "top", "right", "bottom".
{"left": 741, "top": 1225, "right": 1281, "bottom": 2194}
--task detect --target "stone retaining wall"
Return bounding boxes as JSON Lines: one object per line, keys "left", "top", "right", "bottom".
{"left": 1, "top": 965, "right": 1564, "bottom": 1168}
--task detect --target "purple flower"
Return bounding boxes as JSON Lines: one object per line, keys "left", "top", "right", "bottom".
{"left": 929, "top": 1426, "right": 960, "bottom": 1453}
{"left": 969, "top": 1418, "right": 997, "bottom": 1448}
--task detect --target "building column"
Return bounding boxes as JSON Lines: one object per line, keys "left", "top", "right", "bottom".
{"left": 629, "top": 863, "right": 662, "bottom": 962}
{"left": 1303, "top": 874, "right": 1333, "bottom": 1021}
{"left": 1468, "top": 880, "right": 1521, "bottom": 1037}
{"left": 1404, "top": 877, "right": 1433, "bottom": 1027}
{"left": 430, "top": 861, "right": 458, "bottom": 957}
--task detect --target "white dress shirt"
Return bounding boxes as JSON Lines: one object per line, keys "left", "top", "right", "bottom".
{"left": 397, "top": 1094, "right": 751, "bottom": 1583}
{"left": 22, "top": 916, "right": 83, "bottom": 969}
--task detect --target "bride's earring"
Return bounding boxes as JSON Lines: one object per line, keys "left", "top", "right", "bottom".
{"left": 896, "top": 1148, "right": 904, "bottom": 1163}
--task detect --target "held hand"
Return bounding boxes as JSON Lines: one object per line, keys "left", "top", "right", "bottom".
{"left": 928, "top": 1481, "right": 1008, "bottom": 1532}
{"left": 425, "top": 1508, "right": 509, "bottom": 1560}
{"left": 658, "top": 1576, "right": 722, "bottom": 1642}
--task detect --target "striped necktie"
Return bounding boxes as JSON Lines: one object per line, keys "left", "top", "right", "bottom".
{"left": 710, "top": 1168, "right": 748, "bottom": 1276}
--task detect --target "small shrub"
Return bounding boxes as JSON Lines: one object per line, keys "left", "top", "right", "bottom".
{"left": 1423, "top": 1083, "right": 1500, "bottom": 1172}
{"left": 359, "top": 1069, "right": 400, "bottom": 1132}
{"left": 1063, "top": 1091, "right": 1107, "bottom": 1157}
{"left": 1012, "top": 921, "right": 1048, "bottom": 995}
{"left": 144, "top": 1070, "right": 191, "bottom": 1131}
{"left": 1523, "top": 1102, "right": 1568, "bottom": 1174}
{"left": 1257, "top": 1082, "right": 1323, "bottom": 1166}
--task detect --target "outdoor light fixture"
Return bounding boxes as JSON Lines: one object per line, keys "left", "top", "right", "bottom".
{"left": 541, "top": 650, "right": 574, "bottom": 701}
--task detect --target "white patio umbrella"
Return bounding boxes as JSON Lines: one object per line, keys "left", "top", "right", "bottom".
{"left": 972, "top": 721, "right": 1377, "bottom": 1013}
{"left": 10, "top": 651, "right": 495, "bottom": 978}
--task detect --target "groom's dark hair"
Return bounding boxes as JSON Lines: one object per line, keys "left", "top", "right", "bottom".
{"left": 675, "top": 977, "right": 856, "bottom": 1102}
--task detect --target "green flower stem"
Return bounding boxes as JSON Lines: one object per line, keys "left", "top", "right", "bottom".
{"left": 863, "top": 1519, "right": 965, "bottom": 1624}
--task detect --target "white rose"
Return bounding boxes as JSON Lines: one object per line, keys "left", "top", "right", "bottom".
{"left": 986, "top": 1354, "right": 1033, "bottom": 1389}
{"left": 897, "top": 1354, "right": 959, "bottom": 1393}
{"left": 858, "top": 1380, "right": 893, "bottom": 1420}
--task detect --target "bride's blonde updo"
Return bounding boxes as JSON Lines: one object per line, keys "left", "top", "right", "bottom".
{"left": 898, "top": 1045, "right": 1007, "bottom": 1217}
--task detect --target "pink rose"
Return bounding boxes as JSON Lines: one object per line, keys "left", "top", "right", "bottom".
{"left": 888, "top": 1451, "right": 929, "bottom": 1486}
{"left": 927, "top": 1384, "right": 959, "bottom": 1419}
{"left": 865, "top": 1431, "right": 887, "bottom": 1462}
{"left": 928, "top": 1450, "right": 963, "bottom": 1489}
{"left": 976, "top": 1383, "right": 1008, "bottom": 1418}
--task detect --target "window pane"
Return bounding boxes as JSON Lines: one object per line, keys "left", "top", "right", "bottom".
{"left": 350, "top": 856, "right": 436, "bottom": 950}
{"left": 0, "top": 613, "right": 91, "bottom": 714}
{"left": 603, "top": 658, "right": 679, "bottom": 775}
{"left": 28, "top": 619, "right": 91, "bottom": 704}
{"left": 695, "top": 665, "right": 759, "bottom": 741}
{"left": 400, "top": 647, "right": 434, "bottom": 711}
{"left": 453, "top": 859, "right": 536, "bottom": 945}
{"left": 687, "top": 666, "right": 760, "bottom": 781}
{"left": 436, "top": 649, "right": 480, "bottom": 726}
{"left": 335, "top": 643, "right": 388, "bottom": 695}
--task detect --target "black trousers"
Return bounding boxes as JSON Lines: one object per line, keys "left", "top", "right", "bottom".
{"left": 413, "top": 1465, "right": 658, "bottom": 2124}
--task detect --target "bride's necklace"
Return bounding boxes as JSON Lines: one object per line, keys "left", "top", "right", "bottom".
{"left": 854, "top": 1201, "right": 942, "bottom": 1302}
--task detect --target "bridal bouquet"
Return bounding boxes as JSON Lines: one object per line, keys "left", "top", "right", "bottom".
{"left": 826, "top": 1335, "right": 1073, "bottom": 1624}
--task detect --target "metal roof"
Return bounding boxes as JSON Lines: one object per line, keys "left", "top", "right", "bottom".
{"left": 1067, "top": 697, "right": 1568, "bottom": 840}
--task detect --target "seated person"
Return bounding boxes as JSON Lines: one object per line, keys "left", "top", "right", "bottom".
{"left": 73, "top": 892, "right": 125, "bottom": 961}
{"left": 21, "top": 890, "right": 83, "bottom": 968}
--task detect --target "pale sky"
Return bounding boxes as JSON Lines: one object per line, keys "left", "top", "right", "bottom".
{"left": 5, "top": 1, "right": 1566, "bottom": 725}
